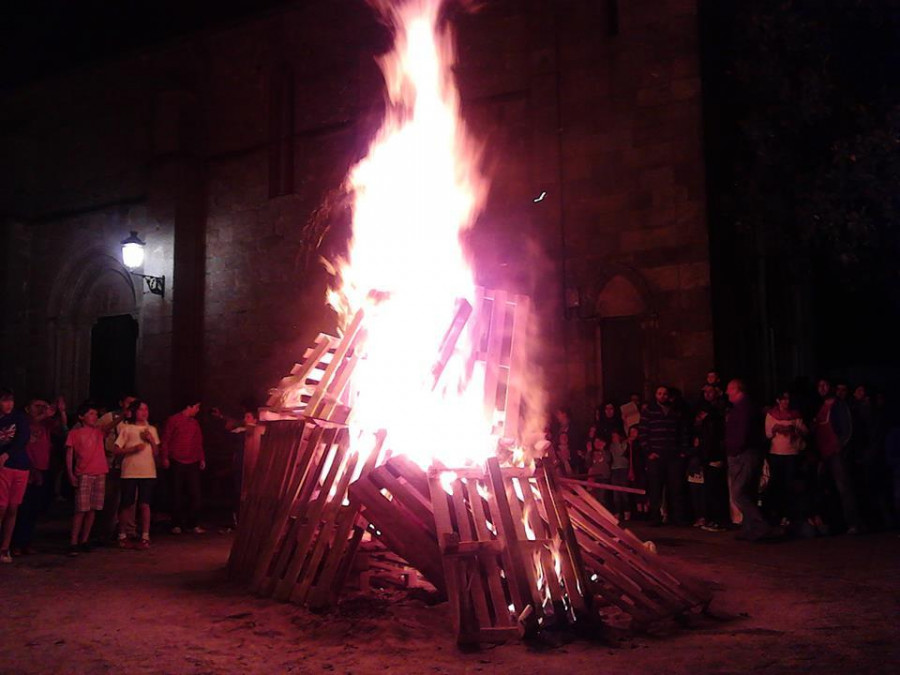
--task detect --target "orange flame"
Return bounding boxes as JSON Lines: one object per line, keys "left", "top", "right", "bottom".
{"left": 326, "top": 0, "right": 495, "bottom": 469}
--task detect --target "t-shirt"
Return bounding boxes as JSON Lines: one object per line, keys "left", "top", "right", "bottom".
{"left": 116, "top": 423, "right": 160, "bottom": 479}
{"left": 66, "top": 426, "right": 109, "bottom": 476}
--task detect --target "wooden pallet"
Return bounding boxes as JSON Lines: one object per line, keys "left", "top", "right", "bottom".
{"left": 558, "top": 476, "right": 712, "bottom": 627}
{"left": 427, "top": 458, "right": 591, "bottom": 644}
{"left": 262, "top": 309, "right": 365, "bottom": 423}
{"left": 245, "top": 423, "right": 387, "bottom": 609}
{"left": 465, "top": 289, "right": 531, "bottom": 442}
{"left": 348, "top": 456, "right": 447, "bottom": 596}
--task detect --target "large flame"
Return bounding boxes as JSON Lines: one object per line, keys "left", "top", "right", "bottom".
{"left": 327, "top": 0, "right": 492, "bottom": 468}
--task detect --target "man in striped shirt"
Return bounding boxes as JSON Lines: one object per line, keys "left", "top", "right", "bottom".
{"left": 639, "top": 386, "right": 689, "bottom": 526}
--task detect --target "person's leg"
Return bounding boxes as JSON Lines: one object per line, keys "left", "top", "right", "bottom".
{"left": 80, "top": 511, "right": 96, "bottom": 544}
{"left": 71, "top": 512, "right": 85, "bottom": 546}
{"left": 728, "top": 453, "right": 770, "bottom": 540}
{"left": 118, "top": 479, "right": 137, "bottom": 542}
{"left": 99, "top": 470, "right": 121, "bottom": 541}
{"left": 0, "top": 468, "right": 28, "bottom": 554}
{"left": 186, "top": 462, "right": 201, "bottom": 530}
{"left": 666, "top": 456, "right": 688, "bottom": 525}
{"left": 827, "top": 453, "right": 861, "bottom": 531}
{"left": 137, "top": 479, "right": 154, "bottom": 543}
{"left": 171, "top": 462, "right": 186, "bottom": 530}
{"left": 11, "top": 480, "right": 39, "bottom": 550}
{"left": 646, "top": 459, "right": 664, "bottom": 524}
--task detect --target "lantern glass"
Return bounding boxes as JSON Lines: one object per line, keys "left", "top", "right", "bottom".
{"left": 122, "top": 242, "right": 145, "bottom": 269}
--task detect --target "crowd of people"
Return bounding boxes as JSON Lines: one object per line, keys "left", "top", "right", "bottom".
{"left": 548, "top": 371, "right": 900, "bottom": 541}
{"left": 0, "top": 388, "right": 255, "bottom": 563}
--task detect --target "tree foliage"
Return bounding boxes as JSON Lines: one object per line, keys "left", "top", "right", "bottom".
{"left": 723, "top": 0, "right": 900, "bottom": 288}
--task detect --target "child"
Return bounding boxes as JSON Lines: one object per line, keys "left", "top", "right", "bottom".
{"left": 0, "top": 387, "right": 31, "bottom": 563}
{"left": 587, "top": 436, "right": 611, "bottom": 507}
{"left": 626, "top": 426, "right": 649, "bottom": 518}
{"left": 115, "top": 400, "right": 160, "bottom": 550}
{"left": 608, "top": 431, "right": 631, "bottom": 521}
{"left": 65, "top": 403, "right": 108, "bottom": 556}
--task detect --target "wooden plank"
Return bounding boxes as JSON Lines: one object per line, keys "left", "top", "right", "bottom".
{"left": 502, "top": 295, "right": 529, "bottom": 441}
{"left": 291, "top": 446, "right": 360, "bottom": 603}
{"left": 482, "top": 290, "right": 508, "bottom": 425}
{"left": 274, "top": 429, "right": 350, "bottom": 601}
{"left": 431, "top": 298, "right": 473, "bottom": 390}
{"left": 306, "top": 309, "right": 364, "bottom": 415}
{"left": 464, "top": 477, "right": 512, "bottom": 627}
{"left": 484, "top": 457, "right": 535, "bottom": 620}
{"left": 536, "top": 465, "right": 590, "bottom": 613}
{"left": 447, "top": 476, "right": 492, "bottom": 630}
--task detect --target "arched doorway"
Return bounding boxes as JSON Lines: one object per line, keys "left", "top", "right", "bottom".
{"left": 592, "top": 270, "right": 657, "bottom": 404}
{"left": 90, "top": 314, "right": 139, "bottom": 409}
{"left": 47, "top": 249, "right": 139, "bottom": 407}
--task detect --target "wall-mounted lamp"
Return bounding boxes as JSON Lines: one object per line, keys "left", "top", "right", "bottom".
{"left": 121, "top": 231, "right": 165, "bottom": 297}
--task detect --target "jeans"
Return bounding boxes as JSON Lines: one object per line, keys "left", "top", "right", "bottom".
{"left": 818, "top": 453, "right": 861, "bottom": 529}
{"left": 171, "top": 461, "right": 202, "bottom": 529}
{"left": 703, "top": 464, "right": 730, "bottom": 526}
{"left": 610, "top": 468, "right": 630, "bottom": 517}
{"left": 767, "top": 454, "right": 802, "bottom": 523}
{"left": 727, "top": 452, "right": 771, "bottom": 540}
{"left": 647, "top": 455, "right": 687, "bottom": 524}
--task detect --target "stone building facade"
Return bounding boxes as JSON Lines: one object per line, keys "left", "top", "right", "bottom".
{"left": 0, "top": 0, "right": 712, "bottom": 421}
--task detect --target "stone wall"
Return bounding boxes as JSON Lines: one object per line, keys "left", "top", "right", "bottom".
{"left": 0, "top": 0, "right": 712, "bottom": 422}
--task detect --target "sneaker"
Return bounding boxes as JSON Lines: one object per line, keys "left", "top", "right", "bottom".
{"left": 68, "top": 544, "right": 80, "bottom": 557}
{"left": 0, "top": 550, "right": 12, "bottom": 564}
{"left": 692, "top": 518, "right": 707, "bottom": 528}
{"left": 118, "top": 537, "right": 134, "bottom": 550}
{"left": 170, "top": 527, "right": 183, "bottom": 535}
{"left": 137, "top": 538, "right": 151, "bottom": 550}
{"left": 191, "top": 526, "right": 206, "bottom": 534}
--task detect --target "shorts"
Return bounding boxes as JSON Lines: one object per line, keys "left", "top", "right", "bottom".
{"left": 75, "top": 474, "right": 106, "bottom": 512}
{"left": 121, "top": 478, "right": 155, "bottom": 507}
{"left": 0, "top": 466, "right": 29, "bottom": 508}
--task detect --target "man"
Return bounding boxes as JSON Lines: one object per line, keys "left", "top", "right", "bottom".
{"left": 813, "top": 378, "right": 861, "bottom": 534}
{"left": 162, "top": 399, "right": 206, "bottom": 534}
{"left": 0, "top": 388, "right": 31, "bottom": 563}
{"left": 12, "top": 396, "right": 67, "bottom": 553}
{"left": 638, "top": 386, "right": 688, "bottom": 526}
{"left": 725, "top": 379, "right": 777, "bottom": 541}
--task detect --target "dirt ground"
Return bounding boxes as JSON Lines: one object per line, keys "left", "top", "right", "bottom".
{"left": 2, "top": 512, "right": 898, "bottom": 674}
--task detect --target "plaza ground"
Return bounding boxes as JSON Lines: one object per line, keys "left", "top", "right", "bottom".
{"left": 1, "top": 512, "right": 898, "bottom": 674}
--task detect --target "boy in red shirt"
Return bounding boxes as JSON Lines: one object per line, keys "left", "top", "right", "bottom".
{"left": 65, "top": 403, "right": 109, "bottom": 556}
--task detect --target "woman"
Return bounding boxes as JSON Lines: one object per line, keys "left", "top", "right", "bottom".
{"left": 765, "top": 391, "right": 807, "bottom": 526}
{"left": 114, "top": 400, "right": 160, "bottom": 550}
{"left": 594, "top": 402, "right": 624, "bottom": 443}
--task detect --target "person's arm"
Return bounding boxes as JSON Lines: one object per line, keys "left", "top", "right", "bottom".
{"left": 142, "top": 427, "right": 160, "bottom": 460}
{"left": 99, "top": 412, "right": 122, "bottom": 434}
{"left": 66, "top": 444, "right": 77, "bottom": 486}
{"left": 114, "top": 428, "right": 140, "bottom": 455}
{"left": 765, "top": 413, "right": 777, "bottom": 439}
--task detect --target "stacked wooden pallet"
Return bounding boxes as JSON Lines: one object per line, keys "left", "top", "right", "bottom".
{"left": 558, "top": 477, "right": 712, "bottom": 626}
{"left": 228, "top": 287, "right": 712, "bottom": 646}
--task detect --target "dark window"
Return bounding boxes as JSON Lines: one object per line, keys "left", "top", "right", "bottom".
{"left": 268, "top": 63, "right": 295, "bottom": 198}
